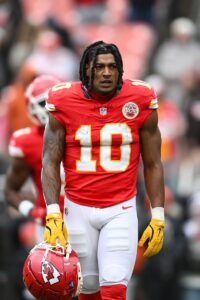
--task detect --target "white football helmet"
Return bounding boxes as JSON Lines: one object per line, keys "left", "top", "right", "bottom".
{"left": 23, "top": 242, "right": 83, "bottom": 300}
{"left": 25, "top": 75, "right": 60, "bottom": 126}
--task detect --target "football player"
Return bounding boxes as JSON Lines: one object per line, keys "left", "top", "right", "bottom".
{"left": 4, "top": 74, "right": 64, "bottom": 243}
{"left": 42, "top": 41, "right": 165, "bottom": 300}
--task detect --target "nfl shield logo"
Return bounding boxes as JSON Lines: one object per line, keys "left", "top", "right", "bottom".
{"left": 99, "top": 107, "right": 107, "bottom": 116}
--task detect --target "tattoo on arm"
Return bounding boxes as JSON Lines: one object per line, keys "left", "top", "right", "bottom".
{"left": 42, "top": 114, "right": 65, "bottom": 205}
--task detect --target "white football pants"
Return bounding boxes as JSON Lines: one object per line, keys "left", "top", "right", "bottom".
{"left": 64, "top": 197, "right": 138, "bottom": 294}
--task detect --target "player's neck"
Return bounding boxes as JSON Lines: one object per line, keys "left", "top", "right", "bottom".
{"left": 88, "top": 89, "right": 114, "bottom": 102}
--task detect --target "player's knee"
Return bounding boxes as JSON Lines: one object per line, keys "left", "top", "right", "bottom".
{"left": 100, "top": 264, "right": 129, "bottom": 286}
{"left": 82, "top": 275, "right": 100, "bottom": 294}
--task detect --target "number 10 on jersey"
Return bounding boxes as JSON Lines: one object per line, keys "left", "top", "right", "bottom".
{"left": 75, "top": 123, "right": 132, "bottom": 172}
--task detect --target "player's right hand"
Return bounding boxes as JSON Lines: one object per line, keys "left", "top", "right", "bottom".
{"left": 44, "top": 212, "right": 68, "bottom": 248}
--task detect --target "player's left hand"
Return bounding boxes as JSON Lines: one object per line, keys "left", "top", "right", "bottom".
{"left": 138, "top": 219, "right": 165, "bottom": 257}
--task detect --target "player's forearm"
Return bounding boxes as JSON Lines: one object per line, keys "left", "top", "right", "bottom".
{"left": 4, "top": 162, "right": 31, "bottom": 210}
{"left": 41, "top": 162, "right": 61, "bottom": 206}
{"left": 4, "top": 184, "right": 36, "bottom": 217}
{"left": 4, "top": 187, "right": 22, "bottom": 209}
{"left": 5, "top": 172, "right": 27, "bottom": 209}
{"left": 42, "top": 114, "right": 65, "bottom": 207}
{"left": 143, "top": 162, "right": 165, "bottom": 208}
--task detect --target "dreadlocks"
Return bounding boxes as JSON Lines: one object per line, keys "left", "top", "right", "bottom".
{"left": 79, "top": 41, "right": 124, "bottom": 94}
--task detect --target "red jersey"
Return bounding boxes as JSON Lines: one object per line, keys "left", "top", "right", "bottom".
{"left": 46, "top": 79, "right": 158, "bottom": 207}
{"left": 8, "top": 126, "right": 65, "bottom": 210}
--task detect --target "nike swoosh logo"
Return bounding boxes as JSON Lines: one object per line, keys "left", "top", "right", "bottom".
{"left": 122, "top": 205, "right": 133, "bottom": 210}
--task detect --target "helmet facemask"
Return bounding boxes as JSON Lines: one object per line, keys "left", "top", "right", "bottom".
{"left": 27, "top": 91, "right": 49, "bottom": 126}
{"left": 25, "top": 75, "right": 60, "bottom": 126}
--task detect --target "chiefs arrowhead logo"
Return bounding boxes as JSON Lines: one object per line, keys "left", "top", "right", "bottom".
{"left": 122, "top": 102, "right": 139, "bottom": 119}
{"left": 41, "top": 260, "right": 60, "bottom": 285}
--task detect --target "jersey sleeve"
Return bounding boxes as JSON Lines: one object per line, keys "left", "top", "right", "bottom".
{"left": 131, "top": 80, "right": 158, "bottom": 126}
{"left": 148, "top": 91, "right": 158, "bottom": 109}
{"left": 45, "top": 82, "right": 72, "bottom": 127}
{"left": 132, "top": 79, "right": 158, "bottom": 107}
{"left": 142, "top": 86, "right": 158, "bottom": 125}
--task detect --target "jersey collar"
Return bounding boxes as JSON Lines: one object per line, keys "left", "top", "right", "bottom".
{"left": 82, "top": 85, "right": 121, "bottom": 102}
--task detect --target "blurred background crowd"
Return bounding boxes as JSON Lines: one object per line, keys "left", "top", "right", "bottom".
{"left": 0, "top": 0, "right": 200, "bottom": 299}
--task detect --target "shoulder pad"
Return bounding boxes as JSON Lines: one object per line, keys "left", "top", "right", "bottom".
{"left": 129, "top": 79, "right": 158, "bottom": 108}
{"left": 131, "top": 79, "right": 153, "bottom": 93}
{"left": 12, "top": 127, "right": 32, "bottom": 138}
{"left": 9, "top": 127, "right": 33, "bottom": 157}
{"left": 46, "top": 82, "right": 73, "bottom": 112}
{"left": 51, "top": 82, "right": 72, "bottom": 92}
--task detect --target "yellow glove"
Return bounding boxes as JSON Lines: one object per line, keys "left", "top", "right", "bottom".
{"left": 138, "top": 219, "right": 165, "bottom": 257}
{"left": 44, "top": 212, "right": 68, "bottom": 248}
